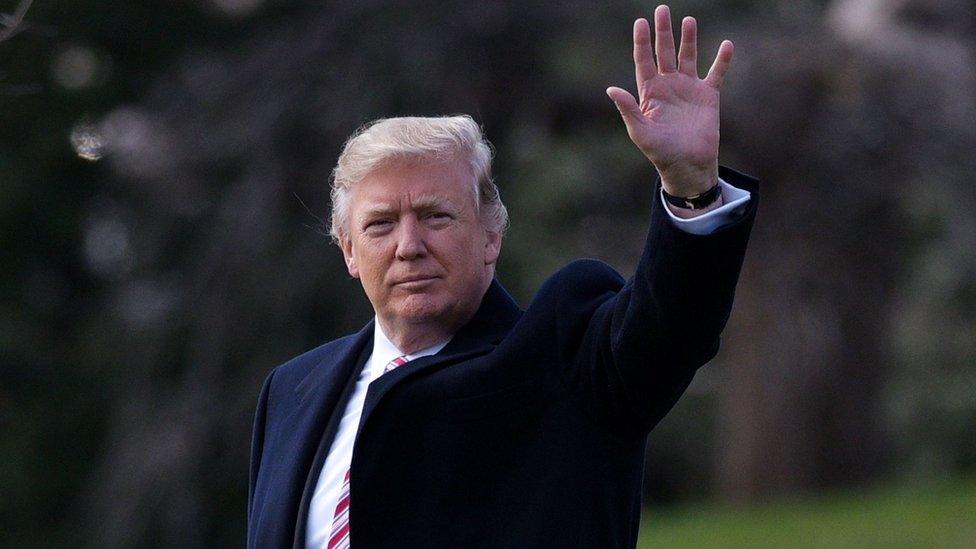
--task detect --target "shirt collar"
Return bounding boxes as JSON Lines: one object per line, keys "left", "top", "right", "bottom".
{"left": 370, "top": 318, "right": 451, "bottom": 379}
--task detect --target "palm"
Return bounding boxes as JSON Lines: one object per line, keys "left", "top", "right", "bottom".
{"left": 607, "top": 6, "right": 734, "bottom": 196}
{"left": 635, "top": 74, "right": 720, "bottom": 172}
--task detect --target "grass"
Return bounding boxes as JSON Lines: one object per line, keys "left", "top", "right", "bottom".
{"left": 638, "top": 476, "right": 976, "bottom": 548}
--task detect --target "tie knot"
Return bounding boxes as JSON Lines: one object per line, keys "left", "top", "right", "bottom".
{"left": 384, "top": 355, "right": 409, "bottom": 373}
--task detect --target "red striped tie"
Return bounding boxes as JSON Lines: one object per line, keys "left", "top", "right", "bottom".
{"left": 384, "top": 354, "right": 409, "bottom": 373}
{"left": 327, "top": 355, "right": 409, "bottom": 549}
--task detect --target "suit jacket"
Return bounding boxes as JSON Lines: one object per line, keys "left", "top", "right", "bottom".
{"left": 248, "top": 168, "right": 758, "bottom": 548}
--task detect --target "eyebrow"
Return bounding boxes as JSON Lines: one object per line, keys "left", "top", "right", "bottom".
{"left": 355, "top": 195, "right": 464, "bottom": 225}
{"left": 412, "top": 195, "right": 459, "bottom": 212}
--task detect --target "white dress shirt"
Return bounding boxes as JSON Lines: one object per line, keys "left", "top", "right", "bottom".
{"left": 305, "top": 178, "right": 751, "bottom": 547}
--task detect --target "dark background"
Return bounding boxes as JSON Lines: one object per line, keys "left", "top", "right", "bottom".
{"left": 2, "top": 0, "right": 974, "bottom": 546}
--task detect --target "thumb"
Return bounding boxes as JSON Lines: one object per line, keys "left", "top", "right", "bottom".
{"left": 606, "top": 86, "right": 640, "bottom": 123}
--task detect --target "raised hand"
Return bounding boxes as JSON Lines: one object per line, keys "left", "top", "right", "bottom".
{"left": 607, "top": 5, "right": 734, "bottom": 198}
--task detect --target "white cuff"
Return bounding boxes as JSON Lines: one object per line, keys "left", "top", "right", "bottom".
{"left": 660, "top": 178, "right": 752, "bottom": 235}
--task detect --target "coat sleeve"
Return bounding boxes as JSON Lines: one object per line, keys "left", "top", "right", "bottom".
{"left": 554, "top": 166, "right": 758, "bottom": 438}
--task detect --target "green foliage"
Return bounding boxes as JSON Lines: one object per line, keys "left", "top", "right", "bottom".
{"left": 639, "top": 476, "right": 976, "bottom": 548}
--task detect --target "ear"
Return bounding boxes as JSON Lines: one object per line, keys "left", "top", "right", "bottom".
{"left": 339, "top": 236, "right": 360, "bottom": 278}
{"left": 483, "top": 230, "right": 501, "bottom": 266}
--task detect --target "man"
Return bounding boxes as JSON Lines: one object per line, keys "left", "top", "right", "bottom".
{"left": 248, "top": 5, "right": 757, "bottom": 548}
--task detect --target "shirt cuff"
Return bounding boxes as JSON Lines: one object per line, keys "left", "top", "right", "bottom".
{"left": 659, "top": 178, "right": 752, "bottom": 235}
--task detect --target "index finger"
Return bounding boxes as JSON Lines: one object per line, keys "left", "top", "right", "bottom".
{"left": 633, "top": 18, "right": 656, "bottom": 98}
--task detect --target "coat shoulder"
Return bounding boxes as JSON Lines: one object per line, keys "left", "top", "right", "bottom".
{"left": 531, "top": 258, "right": 626, "bottom": 308}
{"left": 264, "top": 332, "right": 364, "bottom": 393}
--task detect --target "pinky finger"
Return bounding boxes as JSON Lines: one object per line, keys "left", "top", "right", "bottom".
{"left": 705, "top": 40, "right": 734, "bottom": 88}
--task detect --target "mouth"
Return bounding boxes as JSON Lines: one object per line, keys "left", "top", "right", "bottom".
{"left": 393, "top": 275, "right": 440, "bottom": 288}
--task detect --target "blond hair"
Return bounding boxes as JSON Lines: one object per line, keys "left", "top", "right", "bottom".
{"left": 329, "top": 115, "right": 508, "bottom": 243}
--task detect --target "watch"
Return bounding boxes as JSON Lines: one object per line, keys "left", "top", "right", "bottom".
{"left": 662, "top": 182, "right": 722, "bottom": 210}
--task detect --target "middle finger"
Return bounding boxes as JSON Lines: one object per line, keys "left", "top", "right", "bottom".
{"left": 654, "top": 5, "right": 677, "bottom": 73}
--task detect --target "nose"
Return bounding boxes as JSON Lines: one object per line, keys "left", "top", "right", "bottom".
{"left": 394, "top": 216, "right": 428, "bottom": 261}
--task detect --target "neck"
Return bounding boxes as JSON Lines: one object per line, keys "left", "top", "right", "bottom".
{"left": 379, "top": 319, "right": 455, "bottom": 355}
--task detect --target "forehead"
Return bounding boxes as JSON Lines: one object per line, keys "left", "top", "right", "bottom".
{"left": 351, "top": 159, "right": 476, "bottom": 206}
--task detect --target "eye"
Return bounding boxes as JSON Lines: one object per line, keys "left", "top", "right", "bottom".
{"left": 424, "top": 212, "right": 453, "bottom": 224}
{"left": 363, "top": 219, "right": 394, "bottom": 234}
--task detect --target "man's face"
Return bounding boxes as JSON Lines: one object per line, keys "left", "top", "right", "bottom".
{"left": 340, "top": 159, "right": 501, "bottom": 340}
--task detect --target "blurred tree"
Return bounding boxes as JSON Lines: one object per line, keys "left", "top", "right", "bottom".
{"left": 828, "top": 0, "right": 976, "bottom": 480}
{"left": 714, "top": 0, "right": 975, "bottom": 499}
{"left": 0, "top": 0, "right": 308, "bottom": 544}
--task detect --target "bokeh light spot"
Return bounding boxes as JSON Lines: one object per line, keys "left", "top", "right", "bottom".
{"left": 70, "top": 122, "right": 105, "bottom": 161}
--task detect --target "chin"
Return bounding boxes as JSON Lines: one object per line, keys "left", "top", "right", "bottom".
{"left": 395, "top": 295, "right": 451, "bottom": 325}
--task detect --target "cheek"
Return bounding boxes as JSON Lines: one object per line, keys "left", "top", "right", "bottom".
{"left": 356, "top": 240, "right": 393, "bottom": 280}
{"left": 443, "top": 233, "right": 485, "bottom": 273}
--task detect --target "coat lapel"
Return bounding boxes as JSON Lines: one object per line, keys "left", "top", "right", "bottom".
{"left": 290, "top": 325, "right": 374, "bottom": 548}
{"left": 276, "top": 322, "right": 373, "bottom": 536}
{"left": 294, "top": 320, "right": 374, "bottom": 407}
